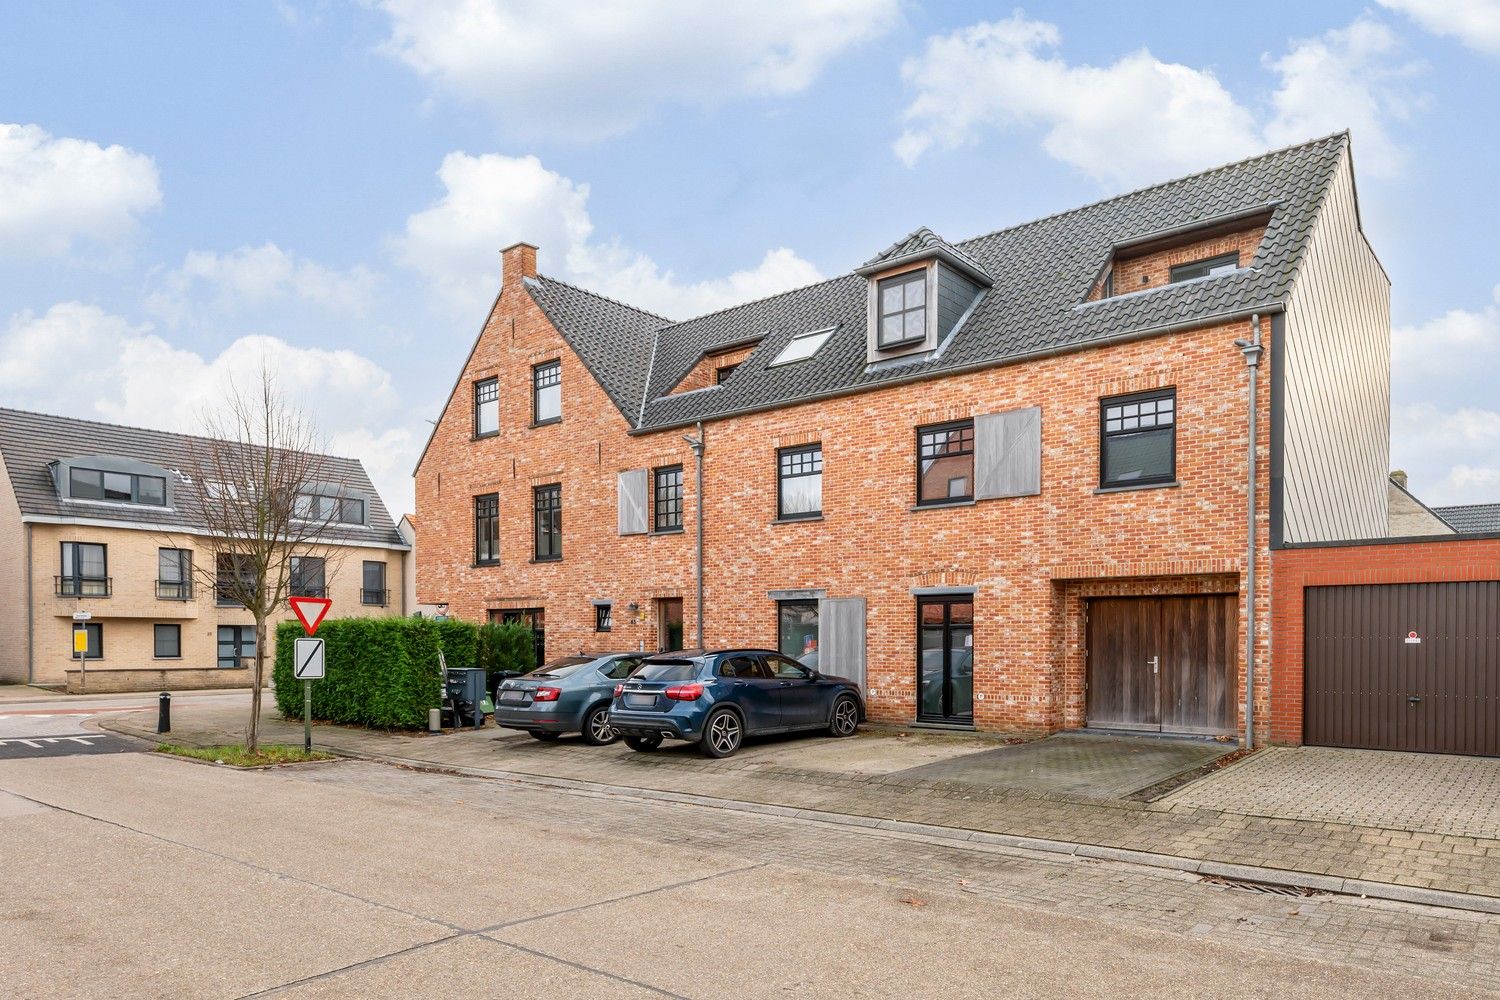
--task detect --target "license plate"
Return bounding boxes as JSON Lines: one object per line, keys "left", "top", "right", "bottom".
{"left": 501, "top": 690, "right": 528, "bottom": 703}
{"left": 624, "top": 693, "right": 656, "bottom": 709}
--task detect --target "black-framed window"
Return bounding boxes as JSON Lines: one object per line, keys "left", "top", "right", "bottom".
{"left": 361, "top": 561, "right": 388, "bottom": 606}
{"left": 68, "top": 467, "right": 167, "bottom": 506}
{"left": 294, "top": 493, "right": 365, "bottom": 525}
{"left": 877, "top": 270, "right": 927, "bottom": 348}
{"left": 59, "top": 541, "right": 109, "bottom": 597}
{"left": 778, "top": 600, "right": 819, "bottom": 666}
{"left": 714, "top": 364, "right": 738, "bottom": 384}
{"left": 216, "top": 553, "right": 257, "bottom": 607}
{"left": 72, "top": 622, "right": 103, "bottom": 660}
{"left": 595, "top": 603, "right": 613, "bottom": 632}
{"left": 290, "top": 556, "right": 326, "bottom": 598}
{"left": 533, "top": 484, "right": 562, "bottom": 560}
{"left": 1100, "top": 388, "right": 1176, "bottom": 488}
{"left": 533, "top": 359, "right": 561, "bottom": 425}
{"left": 916, "top": 421, "right": 975, "bottom": 506}
{"left": 153, "top": 623, "right": 181, "bottom": 659}
{"left": 157, "top": 547, "right": 192, "bottom": 600}
{"left": 918, "top": 596, "right": 974, "bottom": 723}
{"left": 496, "top": 607, "right": 545, "bottom": 666}
{"left": 474, "top": 493, "right": 499, "bottom": 565}
{"left": 777, "top": 445, "right": 822, "bottom": 520}
{"left": 217, "top": 625, "right": 255, "bottom": 669}
{"left": 474, "top": 377, "right": 500, "bottom": 437}
{"left": 1170, "top": 252, "right": 1239, "bottom": 283}
{"left": 653, "top": 465, "right": 683, "bottom": 532}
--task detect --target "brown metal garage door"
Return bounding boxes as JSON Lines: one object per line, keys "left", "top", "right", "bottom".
{"left": 1304, "top": 582, "right": 1500, "bottom": 756}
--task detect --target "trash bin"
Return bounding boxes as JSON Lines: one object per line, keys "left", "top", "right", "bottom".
{"left": 444, "top": 667, "right": 488, "bottom": 730}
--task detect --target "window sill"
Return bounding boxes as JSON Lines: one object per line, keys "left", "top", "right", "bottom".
{"left": 1093, "top": 480, "right": 1179, "bottom": 495}
{"left": 771, "top": 515, "right": 824, "bottom": 525}
{"left": 910, "top": 499, "right": 975, "bottom": 512}
{"left": 651, "top": 527, "right": 685, "bottom": 535}
{"left": 153, "top": 656, "right": 183, "bottom": 661}
{"left": 529, "top": 419, "right": 562, "bottom": 429}
{"left": 529, "top": 557, "right": 563, "bottom": 564}
{"left": 471, "top": 431, "right": 500, "bottom": 442}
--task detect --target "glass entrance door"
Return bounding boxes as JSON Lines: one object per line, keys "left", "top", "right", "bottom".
{"left": 917, "top": 597, "right": 973, "bottom": 724}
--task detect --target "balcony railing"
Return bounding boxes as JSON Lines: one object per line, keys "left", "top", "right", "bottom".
{"left": 56, "top": 576, "right": 110, "bottom": 598}
{"left": 291, "top": 586, "right": 328, "bottom": 599}
{"left": 361, "top": 588, "right": 390, "bottom": 607}
{"left": 156, "top": 580, "right": 193, "bottom": 600}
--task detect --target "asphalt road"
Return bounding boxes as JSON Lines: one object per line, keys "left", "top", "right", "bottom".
{"left": 1, "top": 751, "right": 1496, "bottom": 999}
{"left": 0, "top": 689, "right": 245, "bottom": 758}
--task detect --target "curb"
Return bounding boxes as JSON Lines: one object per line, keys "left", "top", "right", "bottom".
{"left": 104, "top": 718, "right": 1500, "bottom": 917}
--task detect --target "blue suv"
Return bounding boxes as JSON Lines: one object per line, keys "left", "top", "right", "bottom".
{"left": 607, "top": 648, "right": 864, "bottom": 758}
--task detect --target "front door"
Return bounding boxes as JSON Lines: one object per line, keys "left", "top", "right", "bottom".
{"left": 1087, "top": 595, "right": 1236, "bottom": 735}
{"left": 657, "top": 598, "right": 684, "bottom": 652}
{"left": 917, "top": 596, "right": 973, "bottom": 724}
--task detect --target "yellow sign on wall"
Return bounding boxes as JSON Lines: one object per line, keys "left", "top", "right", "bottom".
{"left": 73, "top": 628, "right": 89, "bottom": 653}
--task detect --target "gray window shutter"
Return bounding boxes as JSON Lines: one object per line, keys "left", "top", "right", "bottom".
{"left": 974, "top": 406, "right": 1041, "bottom": 500}
{"left": 617, "top": 469, "right": 648, "bottom": 535}
{"left": 817, "top": 597, "right": 866, "bottom": 691}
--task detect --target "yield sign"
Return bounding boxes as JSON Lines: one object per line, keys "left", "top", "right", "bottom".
{"left": 289, "top": 596, "right": 332, "bottom": 635}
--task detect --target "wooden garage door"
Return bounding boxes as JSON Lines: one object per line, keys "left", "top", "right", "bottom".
{"left": 1087, "top": 595, "right": 1237, "bottom": 736}
{"left": 1305, "top": 582, "right": 1500, "bottom": 756}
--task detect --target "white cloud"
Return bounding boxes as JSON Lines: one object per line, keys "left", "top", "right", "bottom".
{"left": 1392, "top": 285, "right": 1500, "bottom": 376}
{"left": 0, "top": 123, "right": 161, "bottom": 258}
{"left": 1378, "top": 0, "right": 1500, "bottom": 55}
{"left": 376, "top": 0, "right": 898, "bottom": 139}
{"left": 895, "top": 13, "right": 1420, "bottom": 185}
{"left": 0, "top": 302, "right": 417, "bottom": 512}
{"left": 146, "top": 242, "right": 380, "bottom": 325}
{"left": 395, "top": 152, "right": 822, "bottom": 319}
{"left": 1392, "top": 401, "right": 1500, "bottom": 505}
{"left": 1263, "top": 16, "right": 1421, "bottom": 179}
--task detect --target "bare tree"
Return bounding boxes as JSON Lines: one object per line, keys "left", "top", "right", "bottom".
{"left": 176, "top": 368, "right": 348, "bottom": 753}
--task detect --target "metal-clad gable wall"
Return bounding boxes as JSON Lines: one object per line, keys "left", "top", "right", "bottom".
{"left": 1304, "top": 582, "right": 1500, "bottom": 756}
{"left": 1280, "top": 149, "right": 1391, "bottom": 543}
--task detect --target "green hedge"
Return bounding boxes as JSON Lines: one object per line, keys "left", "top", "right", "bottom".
{"left": 273, "top": 616, "right": 477, "bottom": 729}
{"left": 477, "top": 620, "right": 536, "bottom": 688}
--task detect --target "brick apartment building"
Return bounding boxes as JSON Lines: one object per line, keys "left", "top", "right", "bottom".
{"left": 415, "top": 133, "right": 1390, "bottom": 742}
{"left": 0, "top": 409, "right": 410, "bottom": 692}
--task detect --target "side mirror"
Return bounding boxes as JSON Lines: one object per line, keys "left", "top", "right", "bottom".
{"left": 806, "top": 670, "right": 820, "bottom": 681}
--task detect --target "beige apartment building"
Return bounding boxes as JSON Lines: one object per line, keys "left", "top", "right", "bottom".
{"left": 0, "top": 409, "right": 410, "bottom": 693}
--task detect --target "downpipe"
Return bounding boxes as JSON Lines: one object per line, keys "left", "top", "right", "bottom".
{"left": 1234, "top": 318, "right": 1264, "bottom": 748}
{"left": 683, "top": 422, "right": 706, "bottom": 649}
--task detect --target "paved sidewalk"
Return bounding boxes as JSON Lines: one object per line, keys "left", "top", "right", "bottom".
{"left": 104, "top": 702, "right": 1500, "bottom": 904}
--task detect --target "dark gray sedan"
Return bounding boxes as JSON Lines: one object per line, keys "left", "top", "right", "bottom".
{"left": 493, "top": 653, "right": 645, "bottom": 745}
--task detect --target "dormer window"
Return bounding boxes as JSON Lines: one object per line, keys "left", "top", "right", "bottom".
{"left": 1170, "top": 252, "right": 1240, "bottom": 283}
{"left": 770, "top": 326, "right": 836, "bottom": 366}
{"left": 877, "top": 272, "right": 927, "bottom": 348}
{"left": 294, "top": 493, "right": 365, "bottom": 525}
{"left": 68, "top": 467, "right": 167, "bottom": 506}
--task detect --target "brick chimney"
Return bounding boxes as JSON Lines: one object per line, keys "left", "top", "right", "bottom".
{"left": 1391, "top": 469, "right": 1408, "bottom": 490}
{"left": 501, "top": 241, "right": 538, "bottom": 286}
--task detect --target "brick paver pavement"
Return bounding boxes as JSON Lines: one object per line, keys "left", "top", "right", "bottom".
{"left": 105, "top": 704, "right": 1500, "bottom": 901}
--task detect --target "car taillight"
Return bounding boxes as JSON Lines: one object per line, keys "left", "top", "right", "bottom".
{"left": 613, "top": 684, "right": 624, "bottom": 698}
{"left": 664, "top": 683, "right": 704, "bottom": 701}
{"left": 533, "top": 687, "right": 561, "bottom": 702}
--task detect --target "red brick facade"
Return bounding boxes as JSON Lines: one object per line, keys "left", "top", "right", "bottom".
{"left": 1269, "top": 538, "right": 1500, "bottom": 744}
{"left": 415, "top": 248, "right": 1273, "bottom": 737}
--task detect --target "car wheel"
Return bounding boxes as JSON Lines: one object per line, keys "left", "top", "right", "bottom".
{"left": 581, "top": 704, "right": 619, "bottom": 746}
{"left": 624, "top": 735, "right": 662, "bottom": 752}
{"left": 829, "top": 694, "right": 859, "bottom": 737}
{"left": 528, "top": 731, "right": 561, "bottom": 742}
{"left": 700, "top": 708, "right": 743, "bottom": 758}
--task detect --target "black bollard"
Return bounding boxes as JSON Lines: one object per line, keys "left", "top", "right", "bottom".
{"left": 157, "top": 692, "right": 171, "bottom": 734}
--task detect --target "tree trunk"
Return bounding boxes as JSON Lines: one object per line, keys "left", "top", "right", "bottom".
{"left": 248, "top": 615, "right": 268, "bottom": 754}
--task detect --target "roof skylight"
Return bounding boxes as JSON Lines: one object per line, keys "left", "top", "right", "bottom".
{"left": 769, "top": 326, "right": 836, "bottom": 367}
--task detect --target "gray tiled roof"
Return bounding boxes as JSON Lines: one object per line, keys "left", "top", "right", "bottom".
{"left": 526, "top": 133, "right": 1350, "bottom": 433}
{"left": 0, "top": 408, "right": 405, "bottom": 547}
{"left": 1433, "top": 504, "right": 1500, "bottom": 534}
{"left": 859, "top": 226, "right": 992, "bottom": 281}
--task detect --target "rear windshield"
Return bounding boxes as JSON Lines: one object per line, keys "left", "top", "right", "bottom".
{"left": 632, "top": 660, "right": 702, "bottom": 682}
{"left": 530, "top": 657, "right": 594, "bottom": 678}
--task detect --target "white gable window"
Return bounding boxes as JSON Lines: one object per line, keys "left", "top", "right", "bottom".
{"left": 770, "top": 326, "right": 836, "bottom": 367}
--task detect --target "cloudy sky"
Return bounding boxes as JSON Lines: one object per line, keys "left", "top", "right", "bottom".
{"left": 3, "top": 1, "right": 1499, "bottom": 513}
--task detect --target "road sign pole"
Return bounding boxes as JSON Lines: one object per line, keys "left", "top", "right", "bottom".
{"left": 304, "top": 678, "right": 312, "bottom": 753}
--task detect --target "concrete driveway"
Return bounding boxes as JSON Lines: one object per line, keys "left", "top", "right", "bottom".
{"left": 1165, "top": 745, "right": 1500, "bottom": 839}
